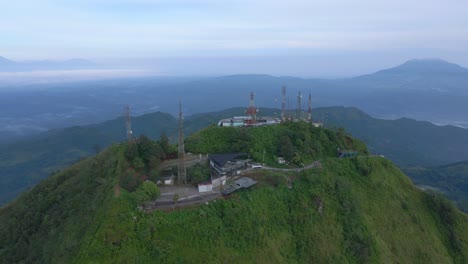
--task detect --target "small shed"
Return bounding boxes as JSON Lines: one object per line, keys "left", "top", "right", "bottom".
{"left": 198, "top": 182, "right": 213, "bottom": 193}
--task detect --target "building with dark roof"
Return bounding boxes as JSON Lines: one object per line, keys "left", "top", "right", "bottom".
{"left": 208, "top": 153, "right": 249, "bottom": 176}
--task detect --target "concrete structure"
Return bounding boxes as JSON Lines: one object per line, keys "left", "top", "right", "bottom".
{"left": 312, "top": 122, "right": 323, "bottom": 128}
{"left": 218, "top": 117, "right": 251, "bottom": 127}
{"left": 222, "top": 177, "right": 257, "bottom": 195}
{"left": 277, "top": 157, "right": 286, "bottom": 164}
{"left": 218, "top": 116, "right": 280, "bottom": 127}
{"left": 212, "top": 175, "right": 227, "bottom": 188}
{"left": 157, "top": 176, "right": 174, "bottom": 185}
{"left": 198, "top": 182, "right": 213, "bottom": 193}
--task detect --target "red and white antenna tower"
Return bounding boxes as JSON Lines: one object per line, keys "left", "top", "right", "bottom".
{"left": 307, "top": 93, "right": 312, "bottom": 122}
{"left": 124, "top": 105, "right": 133, "bottom": 141}
{"left": 246, "top": 91, "right": 258, "bottom": 122}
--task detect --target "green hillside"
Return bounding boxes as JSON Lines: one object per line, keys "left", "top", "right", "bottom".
{"left": 1, "top": 124, "right": 467, "bottom": 263}
{"left": 0, "top": 108, "right": 277, "bottom": 205}
{"left": 185, "top": 121, "right": 367, "bottom": 165}
{"left": 404, "top": 162, "right": 468, "bottom": 212}
{"left": 0, "top": 145, "right": 125, "bottom": 263}
{"left": 3, "top": 106, "right": 468, "bottom": 207}
{"left": 313, "top": 106, "right": 468, "bottom": 166}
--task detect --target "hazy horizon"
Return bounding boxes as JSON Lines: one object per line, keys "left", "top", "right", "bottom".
{"left": 2, "top": 0, "right": 468, "bottom": 78}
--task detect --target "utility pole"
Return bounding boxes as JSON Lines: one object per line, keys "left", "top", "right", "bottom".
{"left": 177, "top": 101, "right": 186, "bottom": 184}
{"left": 124, "top": 105, "right": 133, "bottom": 141}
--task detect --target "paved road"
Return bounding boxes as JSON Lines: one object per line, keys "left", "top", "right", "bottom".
{"left": 146, "top": 192, "right": 221, "bottom": 211}
{"left": 261, "top": 160, "right": 321, "bottom": 172}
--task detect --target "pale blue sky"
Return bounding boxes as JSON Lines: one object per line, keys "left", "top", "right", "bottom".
{"left": 1, "top": 0, "right": 468, "bottom": 76}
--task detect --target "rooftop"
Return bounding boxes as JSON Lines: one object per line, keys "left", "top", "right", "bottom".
{"left": 209, "top": 153, "right": 248, "bottom": 167}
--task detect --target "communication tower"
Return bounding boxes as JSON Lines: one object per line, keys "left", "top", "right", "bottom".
{"left": 246, "top": 92, "right": 258, "bottom": 122}
{"left": 296, "top": 91, "right": 302, "bottom": 120}
{"left": 125, "top": 105, "right": 133, "bottom": 141}
{"left": 281, "top": 86, "right": 286, "bottom": 121}
{"left": 177, "top": 101, "right": 187, "bottom": 184}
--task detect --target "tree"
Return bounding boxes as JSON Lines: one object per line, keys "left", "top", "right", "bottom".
{"left": 132, "top": 157, "right": 145, "bottom": 170}
{"left": 279, "top": 135, "right": 295, "bottom": 161}
{"left": 160, "top": 132, "right": 170, "bottom": 158}
{"left": 124, "top": 143, "right": 139, "bottom": 161}
{"left": 187, "top": 163, "right": 210, "bottom": 184}
{"left": 132, "top": 181, "right": 160, "bottom": 205}
{"left": 137, "top": 135, "right": 163, "bottom": 164}
{"left": 120, "top": 173, "right": 142, "bottom": 192}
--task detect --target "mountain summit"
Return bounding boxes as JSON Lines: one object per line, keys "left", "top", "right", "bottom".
{"left": 376, "top": 58, "right": 468, "bottom": 75}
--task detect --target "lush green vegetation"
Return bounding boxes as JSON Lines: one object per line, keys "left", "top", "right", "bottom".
{"left": 0, "top": 145, "right": 126, "bottom": 263}
{"left": 4, "top": 106, "right": 468, "bottom": 208}
{"left": 1, "top": 125, "right": 467, "bottom": 263}
{"left": 187, "top": 162, "right": 211, "bottom": 184}
{"left": 132, "top": 181, "right": 161, "bottom": 205}
{"left": 404, "top": 161, "right": 468, "bottom": 212}
{"left": 186, "top": 121, "right": 368, "bottom": 166}
{"left": 76, "top": 157, "right": 467, "bottom": 263}
{"left": 0, "top": 108, "right": 273, "bottom": 205}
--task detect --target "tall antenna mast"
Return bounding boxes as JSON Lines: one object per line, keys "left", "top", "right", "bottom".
{"left": 246, "top": 91, "right": 257, "bottom": 122}
{"left": 177, "top": 101, "right": 186, "bottom": 184}
{"left": 307, "top": 92, "right": 312, "bottom": 122}
{"left": 124, "top": 105, "right": 133, "bottom": 141}
{"left": 296, "top": 91, "right": 302, "bottom": 120}
{"left": 281, "top": 86, "right": 286, "bottom": 122}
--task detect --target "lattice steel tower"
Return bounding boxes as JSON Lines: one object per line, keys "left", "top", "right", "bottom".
{"left": 281, "top": 86, "right": 286, "bottom": 121}
{"left": 307, "top": 92, "right": 312, "bottom": 122}
{"left": 246, "top": 91, "right": 258, "bottom": 121}
{"left": 124, "top": 105, "right": 133, "bottom": 141}
{"left": 296, "top": 91, "right": 302, "bottom": 120}
{"left": 177, "top": 101, "right": 187, "bottom": 184}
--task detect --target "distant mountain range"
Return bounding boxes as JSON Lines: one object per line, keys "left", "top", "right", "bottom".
{"left": 314, "top": 107, "right": 468, "bottom": 166}
{"left": 0, "top": 56, "right": 97, "bottom": 71}
{"left": 1, "top": 58, "right": 468, "bottom": 144}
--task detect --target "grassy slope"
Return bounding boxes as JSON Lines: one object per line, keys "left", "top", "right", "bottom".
{"left": 0, "top": 144, "right": 127, "bottom": 263}
{"left": 75, "top": 157, "right": 468, "bottom": 263}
